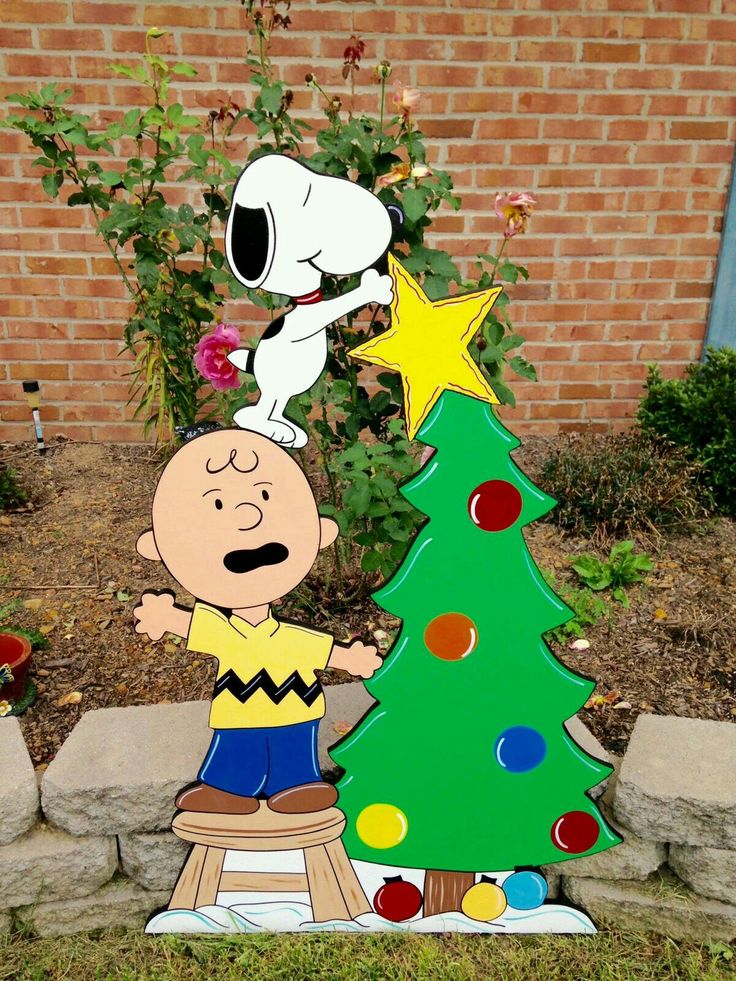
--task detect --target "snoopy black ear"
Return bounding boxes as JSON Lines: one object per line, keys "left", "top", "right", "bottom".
{"left": 229, "top": 204, "right": 271, "bottom": 284}
{"left": 386, "top": 203, "right": 404, "bottom": 232}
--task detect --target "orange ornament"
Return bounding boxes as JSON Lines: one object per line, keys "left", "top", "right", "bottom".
{"left": 424, "top": 613, "right": 479, "bottom": 661}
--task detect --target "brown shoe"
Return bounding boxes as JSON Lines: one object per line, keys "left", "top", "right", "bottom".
{"left": 267, "top": 781, "right": 338, "bottom": 814}
{"left": 175, "top": 783, "right": 259, "bottom": 815}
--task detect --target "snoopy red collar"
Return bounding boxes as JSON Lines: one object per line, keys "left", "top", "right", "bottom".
{"left": 293, "top": 289, "right": 323, "bottom": 305}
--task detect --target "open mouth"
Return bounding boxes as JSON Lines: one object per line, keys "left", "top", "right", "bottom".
{"left": 223, "top": 543, "right": 289, "bottom": 575}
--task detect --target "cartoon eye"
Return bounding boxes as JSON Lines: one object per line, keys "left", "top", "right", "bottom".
{"left": 215, "top": 498, "right": 224, "bottom": 510}
{"left": 261, "top": 489, "right": 270, "bottom": 501}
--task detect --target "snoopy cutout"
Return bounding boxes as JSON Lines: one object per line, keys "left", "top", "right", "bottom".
{"left": 225, "top": 155, "right": 398, "bottom": 448}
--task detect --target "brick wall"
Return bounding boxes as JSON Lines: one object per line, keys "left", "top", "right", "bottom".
{"left": 1, "top": 0, "right": 734, "bottom": 442}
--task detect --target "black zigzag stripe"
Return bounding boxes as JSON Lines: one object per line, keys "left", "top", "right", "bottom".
{"left": 213, "top": 667, "right": 323, "bottom": 707}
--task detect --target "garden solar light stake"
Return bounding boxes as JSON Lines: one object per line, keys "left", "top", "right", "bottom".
{"left": 22, "top": 380, "right": 46, "bottom": 454}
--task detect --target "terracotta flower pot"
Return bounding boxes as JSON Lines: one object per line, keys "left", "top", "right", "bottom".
{"left": 0, "top": 632, "right": 32, "bottom": 704}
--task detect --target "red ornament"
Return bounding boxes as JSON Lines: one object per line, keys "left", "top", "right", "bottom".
{"left": 550, "top": 810, "right": 600, "bottom": 855}
{"left": 468, "top": 480, "right": 522, "bottom": 532}
{"left": 373, "top": 876, "right": 423, "bottom": 922}
{"left": 424, "top": 612, "right": 479, "bottom": 661}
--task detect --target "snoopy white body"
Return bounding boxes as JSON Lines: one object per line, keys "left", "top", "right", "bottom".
{"left": 225, "top": 155, "right": 395, "bottom": 448}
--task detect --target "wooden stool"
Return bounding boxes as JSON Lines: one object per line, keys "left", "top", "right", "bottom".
{"left": 168, "top": 803, "right": 371, "bottom": 923}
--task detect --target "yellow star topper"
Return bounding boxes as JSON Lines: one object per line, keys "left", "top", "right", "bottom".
{"left": 349, "top": 254, "right": 503, "bottom": 440}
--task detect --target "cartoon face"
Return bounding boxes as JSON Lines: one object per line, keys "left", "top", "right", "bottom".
{"left": 137, "top": 429, "right": 338, "bottom": 610}
{"left": 225, "top": 155, "right": 393, "bottom": 297}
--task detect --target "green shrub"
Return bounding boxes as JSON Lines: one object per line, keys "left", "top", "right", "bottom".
{"left": 638, "top": 347, "right": 736, "bottom": 517}
{"left": 540, "top": 430, "right": 708, "bottom": 538}
{"left": 0, "top": 466, "right": 27, "bottom": 511}
{"left": 569, "top": 540, "right": 653, "bottom": 607}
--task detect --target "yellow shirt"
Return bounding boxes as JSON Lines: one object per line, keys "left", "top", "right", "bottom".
{"left": 186, "top": 603, "right": 333, "bottom": 730}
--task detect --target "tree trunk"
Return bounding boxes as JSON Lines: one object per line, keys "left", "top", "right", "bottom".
{"left": 423, "top": 870, "right": 474, "bottom": 916}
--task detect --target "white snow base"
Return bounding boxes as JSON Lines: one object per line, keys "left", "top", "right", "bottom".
{"left": 146, "top": 855, "right": 595, "bottom": 935}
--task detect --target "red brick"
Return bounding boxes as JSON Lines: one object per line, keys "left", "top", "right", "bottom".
{"left": 543, "top": 118, "right": 605, "bottom": 140}
{"left": 143, "top": 4, "right": 212, "bottom": 28}
{"left": 451, "top": 40, "right": 511, "bottom": 61}
{"left": 681, "top": 70, "right": 735, "bottom": 90}
{"left": 518, "top": 92, "right": 579, "bottom": 114}
{"left": 557, "top": 15, "right": 622, "bottom": 38}
{"left": 613, "top": 67, "right": 675, "bottom": 88}
{"left": 477, "top": 118, "right": 540, "bottom": 140}
{"left": 72, "top": 2, "right": 140, "bottom": 23}
{"left": 538, "top": 168, "right": 598, "bottom": 187}
{"left": 422, "top": 118, "right": 475, "bottom": 139}
{"left": 635, "top": 144, "right": 693, "bottom": 164}
{"left": 39, "top": 28, "right": 105, "bottom": 49}
{"left": 416, "top": 65, "right": 480, "bottom": 87}
{"left": 483, "top": 65, "right": 544, "bottom": 88}
{"left": 548, "top": 67, "right": 609, "bottom": 89}
{"left": 583, "top": 42, "right": 641, "bottom": 63}
{"left": 582, "top": 93, "right": 646, "bottom": 115}
{"left": 623, "top": 16, "right": 686, "bottom": 39}
{"left": 645, "top": 42, "right": 710, "bottom": 65}
{"left": 671, "top": 120, "right": 729, "bottom": 141}
{"left": 518, "top": 40, "right": 577, "bottom": 62}
{"left": 0, "top": 28, "right": 34, "bottom": 46}
{"left": 6, "top": 54, "right": 72, "bottom": 76}
{"left": 4, "top": 2, "right": 67, "bottom": 22}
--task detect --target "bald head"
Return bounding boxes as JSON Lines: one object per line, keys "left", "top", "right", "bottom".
{"left": 137, "top": 429, "right": 338, "bottom": 610}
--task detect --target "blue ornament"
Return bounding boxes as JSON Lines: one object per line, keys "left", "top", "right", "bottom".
{"left": 503, "top": 871, "right": 548, "bottom": 910}
{"left": 494, "top": 725, "right": 546, "bottom": 773}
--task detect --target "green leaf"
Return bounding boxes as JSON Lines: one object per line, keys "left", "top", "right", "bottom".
{"left": 172, "top": 62, "right": 197, "bottom": 78}
{"left": 508, "top": 355, "right": 538, "bottom": 382}
{"left": 99, "top": 170, "right": 122, "bottom": 187}
{"left": 361, "top": 550, "right": 382, "bottom": 573}
{"left": 401, "top": 187, "right": 428, "bottom": 224}
{"left": 489, "top": 378, "right": 515, "bottom": 406}
{"left": 41, "top": 171, "right": 62, "bottom": 198}
{"left": 260, "top": 84, "right": 284, "bottom": 115}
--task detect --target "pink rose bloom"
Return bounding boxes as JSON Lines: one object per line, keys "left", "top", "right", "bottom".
{"left": 393, "top": 82, "right": 421, "bottom": 118}
{"left": 194, "top": 323, "right": 241, "bottom": 390}
{"left": 494, "top": 191, "right": 537, "bottom": 239}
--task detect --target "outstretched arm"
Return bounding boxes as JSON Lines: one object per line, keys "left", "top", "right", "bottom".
{"left": 133, "top": 591, "right": 192, "bottom": 641}
{"left": 292, "top": 269, "right": 394, "bottom": 342}
{"left": 328, "top": 639, "right": 383, "bottom": 679}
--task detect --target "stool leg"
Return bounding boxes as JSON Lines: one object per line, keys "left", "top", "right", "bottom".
{"left": 194, "top": 846, "right": 226, "bottom": 908}
{"left": 304, "top": 844, "right": 350, "bottom": 922}
{"left": 169, "top": 844, "right": 208, "bottom": 911}
{"left": 323, "top": 838, "right": 371, "bottom": 918}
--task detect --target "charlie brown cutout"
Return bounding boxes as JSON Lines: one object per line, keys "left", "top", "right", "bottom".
{"left": 134, "top": 427, "right": 381, "bottom": 816}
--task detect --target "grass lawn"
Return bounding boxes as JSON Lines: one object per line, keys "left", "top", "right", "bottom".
{"left": 0, "top": 930, "right": 733, "bottom": 980}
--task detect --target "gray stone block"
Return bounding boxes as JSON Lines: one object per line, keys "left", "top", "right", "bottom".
{"left": 563, "top": 872, "right": 736, "bottom": 942}
{"left": 42, "top": 701, "right": 212, "bottom": 836}
{"left": 119, "top": 832, "right": 189, "bottom": 892}
{"left": 669, "top": 844, "right": 736, "bottom": 906}
{"left": 0, "top": 824, "right": 117, "bottom": 909}
{"left": 15, "top": 879, "right": 169, "bottom": 938}
{"left": 614, "top": 715, "right": 736, "bottom": 847}
{"left": 565, "top": 716, "right": 611, "bottom": 799}
{"left": 0, "top": 717, "right": 39, "bottom": 845}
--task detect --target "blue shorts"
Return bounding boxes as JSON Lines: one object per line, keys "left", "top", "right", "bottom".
{"left": 198, "top": 719, "right": 322, "bottom": 798}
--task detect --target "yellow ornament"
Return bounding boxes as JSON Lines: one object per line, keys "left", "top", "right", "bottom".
{"left": 356, "top": 803, "right": 409, "bottom": 849}
{"left": 461, "top": 881, "right": 508, "bottom": 922}
{"left": 348, "top": 254, "right": 502, "bottom": 440}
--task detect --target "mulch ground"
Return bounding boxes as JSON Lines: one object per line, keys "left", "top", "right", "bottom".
{"left": 1, "top": 438, "right": 734, "bottom": 768}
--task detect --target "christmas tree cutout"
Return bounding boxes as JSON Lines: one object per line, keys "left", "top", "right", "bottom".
{"left": 335, "top": 255, "right": 621, "bottom": 919}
